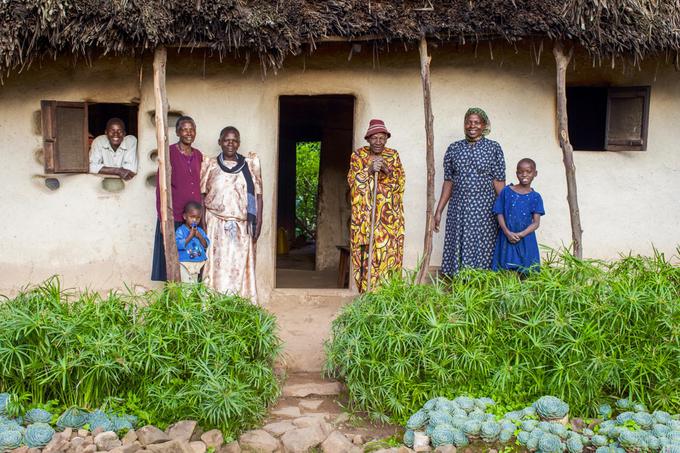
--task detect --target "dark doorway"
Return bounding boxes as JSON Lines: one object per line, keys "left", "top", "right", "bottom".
{"left": 276, "top": 95, "right": 355, "bottom": 289}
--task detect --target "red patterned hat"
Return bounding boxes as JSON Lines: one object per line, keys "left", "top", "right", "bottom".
{"left": 364, "top": 119, "right": 391, "bottom": 139}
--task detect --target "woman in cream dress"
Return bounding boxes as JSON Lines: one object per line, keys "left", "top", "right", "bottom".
{"left": 201, "top": 126, "right": 262, "bottom": 303}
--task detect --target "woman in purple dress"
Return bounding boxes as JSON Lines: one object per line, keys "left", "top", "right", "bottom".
{"left": 151, "top": 116, "right": 203, "bottom": 281}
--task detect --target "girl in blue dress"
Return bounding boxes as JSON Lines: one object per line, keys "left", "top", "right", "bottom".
{"left": 492, "top": 158, "right": 545, "bottom": 273}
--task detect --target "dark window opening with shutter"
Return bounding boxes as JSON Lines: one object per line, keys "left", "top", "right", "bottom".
{"left": 41, "top": 101, "right": 139, "bottom": 174}
{"left": 567, "top": 86, "right": 650, "bottom": 151}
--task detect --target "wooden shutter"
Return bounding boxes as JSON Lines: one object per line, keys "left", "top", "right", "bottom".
{"left": 605, "top": 87, "right": 650, "bottom": 151}
{"left": 41, "top": 101, "right": 89, "bottom": 173}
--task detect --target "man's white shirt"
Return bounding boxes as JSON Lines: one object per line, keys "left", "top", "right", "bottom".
{"left": 89, "top": 135, "right": 138, "bottom": 174}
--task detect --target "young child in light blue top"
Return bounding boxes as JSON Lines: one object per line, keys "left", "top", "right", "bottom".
{"left": 175, "top": 201, "right": 210, "bottom": 283}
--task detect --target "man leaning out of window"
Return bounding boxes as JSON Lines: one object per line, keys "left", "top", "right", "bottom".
{"left": 89, "top": 118, "right": 138, "bottom": 180}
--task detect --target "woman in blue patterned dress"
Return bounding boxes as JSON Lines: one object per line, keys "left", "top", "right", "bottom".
{"left": 433, "top": 108, "right": 506, "bottom": 275}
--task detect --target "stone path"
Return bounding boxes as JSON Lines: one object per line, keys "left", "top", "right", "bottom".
{"left": 235, "top": 373, "right": 406, "bottom": 452}
{"left": 5, "top": 374, "right": 440, "bottom": 453}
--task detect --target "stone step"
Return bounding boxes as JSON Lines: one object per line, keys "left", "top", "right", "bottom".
{"left": 281, "top": 372, "right": 344, "bottom": 398}
{"left": 266, "top": 290, "right": 355, "bottom": 372}
{"left": 283, "top": 381, "right": 343, "bottom": 398}
{"left": 254, "top": 373, "right": 400, "bottom": 452}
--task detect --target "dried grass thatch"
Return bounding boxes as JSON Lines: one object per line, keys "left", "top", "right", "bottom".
{"left": 1, "top": 0, "right": 679, "bottom": 74}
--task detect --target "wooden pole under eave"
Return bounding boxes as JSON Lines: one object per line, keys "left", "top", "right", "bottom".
{"left": 553, "top": 40, "right": 583, "bottom": 258}
{"left": 416, "top": 36, "right": 436, "bottom": 284}
{"left": 153, "top": 46, "right": 181, "bottom": 281}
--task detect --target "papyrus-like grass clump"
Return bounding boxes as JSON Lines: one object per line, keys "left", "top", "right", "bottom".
{"left": 325, "top": 250, "right": 680, "bottom": 423}
{"left": 0, "top": 279, "right": 281, "bottom": 437}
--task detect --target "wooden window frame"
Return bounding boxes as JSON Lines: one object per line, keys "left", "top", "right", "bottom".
{"left": 604, "top": 86, "right": 651, "bottom": 152}
{"left": 41, "top": 100, "right": 89, "bottom": 173}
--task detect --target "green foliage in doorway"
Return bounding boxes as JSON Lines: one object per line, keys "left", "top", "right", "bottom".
{"left": 324, "top": 250, "right": 680, "bottom": 424}
{"left": 0, "top": 278, "right": 282, "bottom": 437}
{"left": 295, "top": 141, "right": 321, "bottom": 240}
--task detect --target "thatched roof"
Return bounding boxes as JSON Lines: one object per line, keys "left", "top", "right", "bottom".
{"left": 2, "top": 0, "right": 679, "bottom": 74}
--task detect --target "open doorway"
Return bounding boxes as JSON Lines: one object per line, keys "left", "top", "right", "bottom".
{"left": 276, "top": 95, "right": 355, "bottom": 289}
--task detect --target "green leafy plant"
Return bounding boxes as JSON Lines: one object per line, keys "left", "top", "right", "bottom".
{"left": 325, "top": 249, "right": 680, "bottom": 424}
{"left": 295, "top": 141, "right": 320, "bottom": 240}
{"left": 0, "top": 279, "right": 282, "bottom": 437}
{"left": 4, "top": 393, "right": 30, "bottom": 419}
{"left": 364, "top": 434, "right": 403, "bottom": 452}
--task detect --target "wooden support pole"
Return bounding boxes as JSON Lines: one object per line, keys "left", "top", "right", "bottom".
{"left": 553, "top": 40, "right": 583, "bottom": 258}
{"left": 416, "top": 35, "right": 436, "bottom": 284}
{"left": 153, "top": 46, "right": 181, "bottom": 281}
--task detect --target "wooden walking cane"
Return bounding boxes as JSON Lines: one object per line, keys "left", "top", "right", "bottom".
{"left": 366, "top": 170, "right": 379, "bottom": 292}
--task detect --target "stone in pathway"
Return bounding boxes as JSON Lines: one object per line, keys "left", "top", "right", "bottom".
{"left": 321, "top": 431, "right": 361, "bottom": 453}
{"left": 281, "top": 425, "right": 327, "bottom": 452}
{"left": 137, "top": 425, "right": 170, "bottom": 446}
{"left": 200, "top": 429, "right": 224, "bottom": 450}
{"left": 270, "top": 406, "right": 302, "bottom": 418}
{"left": 292, "top": 415, "right": 329, "bottom": 430}
{"left": 146, "top": 439, "right": 194, "bottom": 453}
{"left": 283, "top": 382, "right": 342, "bottom": 398}
{"left": 220, "top": 441, "right": 241, "bottom": 453}
{"left": 167, "top": 420, "right": 198, "bottom": 443}
{"left": 189, "top": 440, "right": 207, "bottom": 453}
{"left": 235, "top": 372, "right": 404, "bottom": 452}
{"left": 262, "top": 420, "right": 296, "bottom": 437}
{"left": 298, "top": 399, "right": 324, "bottom": 411}
{"left": 238, "top": 429, "right": 279, "bottom": 453}
{"left": 94, "top": 431, "right": 122, "bottom": 451}
{"left": 434, "top": 446, "right": 458, "bottom": 453}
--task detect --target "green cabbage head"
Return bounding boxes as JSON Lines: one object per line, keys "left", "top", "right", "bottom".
{"left": 431, "top": 424, "right": 456, "bottom": 447}
{"left": 25, "top": 422, "right": 55, "bottom": 448}
{"left": 534, "top": 396, "right": 569, "bottom": 420}
{"left": 25, "top": 408, "right": 52, "bottom": 424}
{"left": 538, "top": 433, "right": 564, "bottom": 453}
{"left": 403, "top": 429, "right": 414, "bottom": 448}
{"left": 406, "top": 410, "right": 428, "bottom": 430}
{"left": 57, "top": 407, "right": 89, "bottom": 429}
{"left": 0, "top": 430, "right": 23, "bottom": 450}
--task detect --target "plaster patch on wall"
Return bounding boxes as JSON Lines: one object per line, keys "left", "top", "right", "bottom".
{"left": 34, "top": 148, "right": 44, "bottom": 166}
{"left": 101, "top": 178, "right": 124, "bottom": 193}
{"left": 146, "top": 174, "right": 157, "bottom": 187}
{"left": 147, "top": 110, "right": 184, "bottom": 128}
{"left": 167, "top": 111, "right": 184, "bottom": 127}
{"left": 32, "top": 110, "right": 42, "bottom": 136}
{"left": 31, "top": 175, "right": 60, "bottom": 192}
{"left": 44, "top": 178, "right": 60, "bottom": 191}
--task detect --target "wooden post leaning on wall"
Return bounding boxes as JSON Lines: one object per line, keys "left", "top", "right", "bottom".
{"left": 153, "top": 46, "right": 181, "bottom": 281}
{"left": 416, "top": 35, "right": 436, "bottom": 284}
{"left": 553, "top": 40, "right": 583, "bottom": 258}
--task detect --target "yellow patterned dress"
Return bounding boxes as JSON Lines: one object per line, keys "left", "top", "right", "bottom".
{"left": 347, "top": 146, "right": 405, "bottom": 292}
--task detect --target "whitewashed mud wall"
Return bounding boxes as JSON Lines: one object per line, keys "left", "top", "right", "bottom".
{"left": 1, "top": 45, "right": 678, "bottom": 297}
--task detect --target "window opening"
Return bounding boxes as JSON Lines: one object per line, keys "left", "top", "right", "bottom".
{"left": 567, "top": 86, "right": 650, "bottom": 151}
{"left": 41, "top": 101, "right": 139, "bottom": 174}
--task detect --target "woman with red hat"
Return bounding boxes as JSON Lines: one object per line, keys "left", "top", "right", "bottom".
{"left": 347, "top": 119, "right": 405, "bottom": 292}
